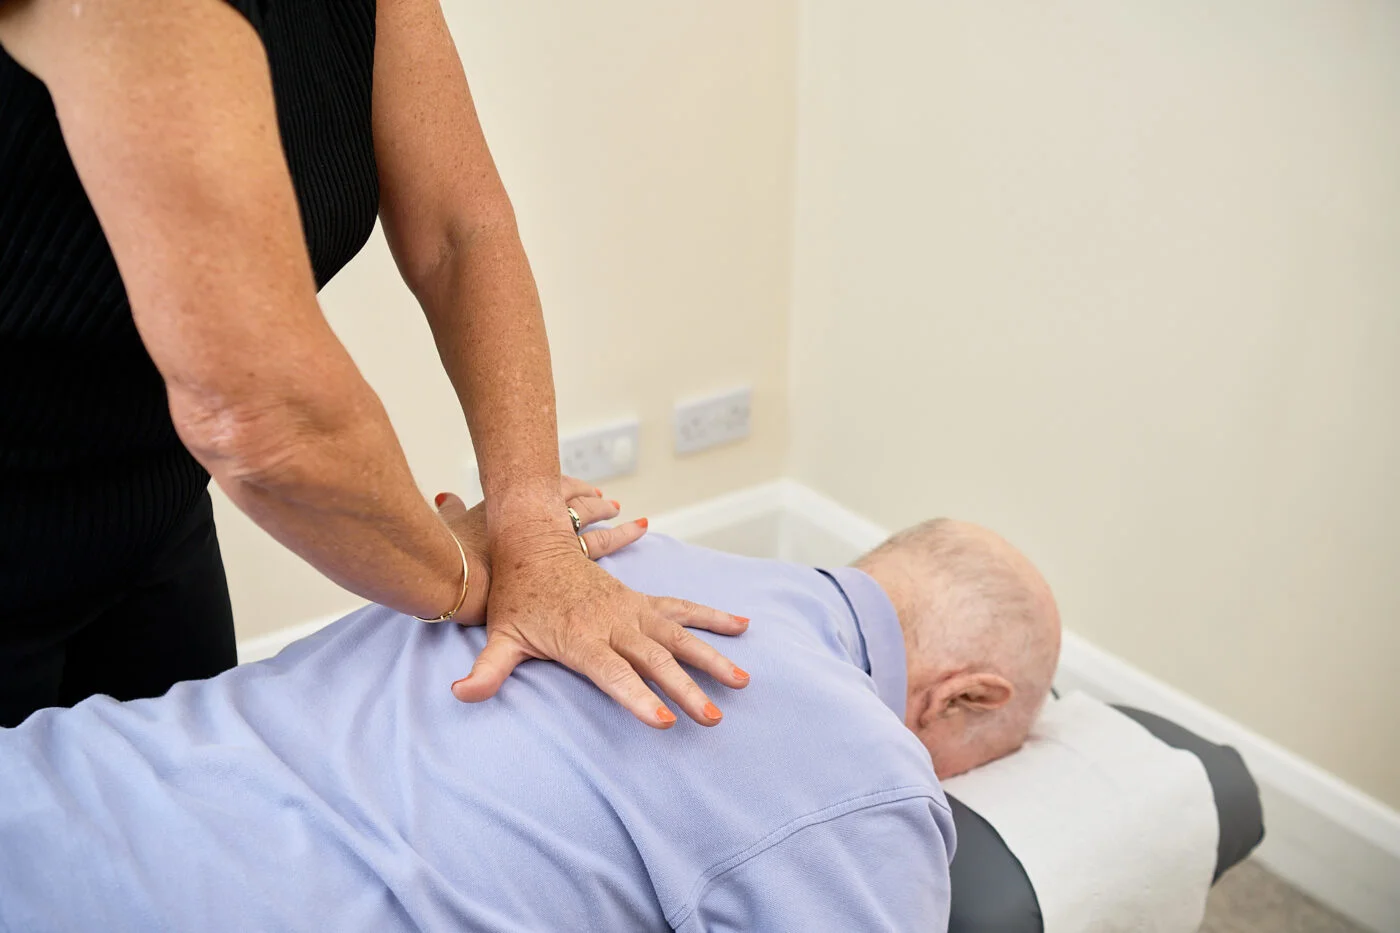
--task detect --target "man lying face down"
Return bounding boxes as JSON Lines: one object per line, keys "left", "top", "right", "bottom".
{"left": 0, "top": 516, "right": 1060, "bottom": 932}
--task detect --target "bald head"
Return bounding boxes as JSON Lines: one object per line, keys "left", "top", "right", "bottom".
{"left": 855, "top": 520, "right": 1061, "bottom": 778}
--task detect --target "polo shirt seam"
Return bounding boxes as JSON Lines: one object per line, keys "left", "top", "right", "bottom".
{"left": 815, "top": 568, "right": 871, "bottom": 673}
{"left": 666, "top": 785, "right": 950, "bottom": 929}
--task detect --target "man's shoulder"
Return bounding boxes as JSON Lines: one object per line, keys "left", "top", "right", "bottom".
{"left": 648, "top": 687, "right": 950, "bottom": 928}
{"left": 599, "top": 532, "right": 788, "bottom": 582}
{"left": 593, "top": 538, "right": 947, "bottom": 921}
{"left": 603, "top": 534, "right": 937, "bottom": 796}
{"left": 670, "top": 791, "right": 956, "bottom": 932}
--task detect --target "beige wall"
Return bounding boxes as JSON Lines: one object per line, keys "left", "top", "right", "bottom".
{"left": 788, "top": 0, "right": 1400, "bottom": 807}
{"left": 216, "top": 0, "right": 1399, "bottom": 808}
{"left": 216, "top": 1, "right": 799, "bottom": 639}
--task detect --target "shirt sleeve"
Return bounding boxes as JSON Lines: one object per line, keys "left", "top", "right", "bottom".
{"left": 672, "top": 795, "right": 955, "bottom": 933}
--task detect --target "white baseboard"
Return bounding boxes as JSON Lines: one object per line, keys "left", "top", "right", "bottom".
{"left": 236, "top": 479, "right": 1400, "bottom": 932}
{"left": 777, "top": 481, "right": 1400, "bottom": 933}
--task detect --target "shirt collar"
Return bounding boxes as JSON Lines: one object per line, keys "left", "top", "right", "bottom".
{"left": 820, "top": 566, "right": 908, "bottom": 723}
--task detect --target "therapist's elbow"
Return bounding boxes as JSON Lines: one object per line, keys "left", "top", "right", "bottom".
{"left": 171, "top": 384, "right": 334, "bottom": 493}
{"left": 398, "top": 205, "right": 520, "bottom": 302}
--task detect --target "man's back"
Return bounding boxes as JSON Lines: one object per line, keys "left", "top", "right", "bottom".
{"left": 0, "top": 535, "right": 955, "bottom": 932}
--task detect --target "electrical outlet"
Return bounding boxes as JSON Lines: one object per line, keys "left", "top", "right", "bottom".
{"left": 559, "top": 419, "right": 640, "bottom": 483}
{"left": 673, "top": 386, "right": 752, "bottom": 455}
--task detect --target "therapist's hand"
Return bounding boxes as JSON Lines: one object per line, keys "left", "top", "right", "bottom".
{"left": 433, "top": 477, "right": 646, "bottom": 613}
{"left": 433, "top": 477, "right": 752, "bottom": 728}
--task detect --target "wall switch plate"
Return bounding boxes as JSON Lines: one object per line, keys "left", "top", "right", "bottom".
{"left": 673, "top": 386, "right": 752, "bottom": 455}
{"left": 560, "top": 419, "right": 640, "bottom": 483}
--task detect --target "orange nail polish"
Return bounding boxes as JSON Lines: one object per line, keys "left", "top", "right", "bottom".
{"left": 733, "top": 616, "right": 750, "bottom": 624}
{"left": 611, "top": 500, "right": 621, "bottom": 510}
{"left": 594, "top": 488, "right": 603, "bottom": 497}
{"left": 434, "top": 493, "right": 448, "bottom": 507}
{"left": 656, "top": 705, "right": 676, "bottom": 725}
{"left": 703, "top": 702, "right": 722, "bottom": 721}
{"left": 636, "top": 517, "right": 649, "bottom": 529}
{"left": 732, "top": 665, "right": 750, "bottom": 680}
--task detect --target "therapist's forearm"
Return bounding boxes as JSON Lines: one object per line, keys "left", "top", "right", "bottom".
{"left": 414, "top": 217, "right": 567, "bottom": 533}
{"left": 182, "top": 362, "right": 472, "bottom": 623}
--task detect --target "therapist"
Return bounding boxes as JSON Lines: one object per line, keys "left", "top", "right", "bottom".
{"left": 0, "top": 0, "right": 747, "bottom": 729}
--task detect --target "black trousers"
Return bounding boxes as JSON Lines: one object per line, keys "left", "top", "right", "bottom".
{"left": 0, "top": 492, "right": 237, "bottom": 728}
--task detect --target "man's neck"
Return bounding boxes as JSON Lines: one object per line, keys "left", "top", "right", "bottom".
{"left": 852, "top": 560, "right": 928, "bottom": 700}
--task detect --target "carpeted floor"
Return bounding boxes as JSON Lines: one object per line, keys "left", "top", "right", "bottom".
{"left": 1201, "top": 860, "right": 1368, "bottom": 933}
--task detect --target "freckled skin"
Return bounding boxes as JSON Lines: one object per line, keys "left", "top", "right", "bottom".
{"left": 0, "top": 0, "right": 751, "bottom": 726}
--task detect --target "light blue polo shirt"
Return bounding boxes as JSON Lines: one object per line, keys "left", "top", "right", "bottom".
{"left": 0, "top": 534, "right": 955, "bottom": 932}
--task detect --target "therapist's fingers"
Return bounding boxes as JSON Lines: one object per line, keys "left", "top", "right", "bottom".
{"left": 650, "top": 596, "right": 750, "bottom": 637}
{"left": 451, "top": 631, "right": 529, "bottom": 703}
{"left": 646, "top": 618, "right": 751, "bottom": 691}
{"left": 580, "top": 519, "right": 649, "bottom": 560}
{"left": 613, "top": 628, "right": 720, "bottom": 726}
{"left": 567, "top": 495, "right": 621, "bottom": 528}
{"left": 576, "top": 639, "right": 677, "bottom": 729}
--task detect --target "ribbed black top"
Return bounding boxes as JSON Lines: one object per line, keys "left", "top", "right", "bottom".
{"left": 0, "top": 0, "right": 379, "bottom": 609}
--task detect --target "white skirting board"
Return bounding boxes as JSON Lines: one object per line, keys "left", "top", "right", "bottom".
{"left": 237, "top": 478, "right": 1400, "bottom": 933}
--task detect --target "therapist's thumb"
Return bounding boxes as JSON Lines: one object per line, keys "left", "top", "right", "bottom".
{"left": 452, "top": 633, "right": 525, "bottom": 702}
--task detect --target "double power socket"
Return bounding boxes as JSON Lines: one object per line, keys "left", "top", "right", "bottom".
{"left": 557, "top": 386, "right": 752, "bottom": 484}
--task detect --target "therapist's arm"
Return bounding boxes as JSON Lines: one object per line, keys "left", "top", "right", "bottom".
{"left": 370, "top": 0, "right": 752, "bottom": 728}
{"left": 0, "top": 0, "right": 466, "bottom": 620}
{"left": 675, "top": 798, "right": 955, "bottom": 933}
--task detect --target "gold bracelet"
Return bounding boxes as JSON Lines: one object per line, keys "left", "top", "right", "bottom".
{"left": 413, "top": 530, "right": 470, "bottom": 623}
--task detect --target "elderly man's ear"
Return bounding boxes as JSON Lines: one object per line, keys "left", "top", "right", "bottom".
{"left": 909, "top": 671, "right": 1015, "bottom": 732}
{"left": 906, "top": 671, "right": 1018, "bottom": 778}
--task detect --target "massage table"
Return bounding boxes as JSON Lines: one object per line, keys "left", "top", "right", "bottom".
{"left": 944, "top": 697, "right": 1265, "bottom": 932}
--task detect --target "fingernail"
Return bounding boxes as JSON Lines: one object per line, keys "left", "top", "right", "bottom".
{"left": 656, "top": 705, "right": 676, "bottom": 725}
{"left": 703, "top": 701, "right": 722, "bottom": 721}
{"left": 732, "top": 615, "right": 750, "bottom": 625}
{"left": 732, "top": 665, "right": 750, "bottom": 681}
{"left": 594, "top": 488, "right": 603, "bottom": 497}
{"left": 453, "top": 674, "right": 471, "bottom": 687}
{"left": 434, "top": 493, "right": 448, "bottom": 507}
{"left": 636, "top": 517, "right": 649, "bottom": 529}
{"left": 610, "top": 500, "right": 621, "bottom": 510}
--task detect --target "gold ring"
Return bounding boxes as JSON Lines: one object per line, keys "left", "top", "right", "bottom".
{"left": 567, "top": 507, "right": 582, "bottom": 536}
{"left": 578, "top": 534, "right": 590, "bottom": 559}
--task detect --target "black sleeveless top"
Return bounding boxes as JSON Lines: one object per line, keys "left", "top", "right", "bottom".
{"left": 0, "top": 1, "right": 380, "bottom": 609}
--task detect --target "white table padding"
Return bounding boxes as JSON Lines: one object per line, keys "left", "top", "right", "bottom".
{"left": 943, "top": 691, "right": 1219, "bottom": 933}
